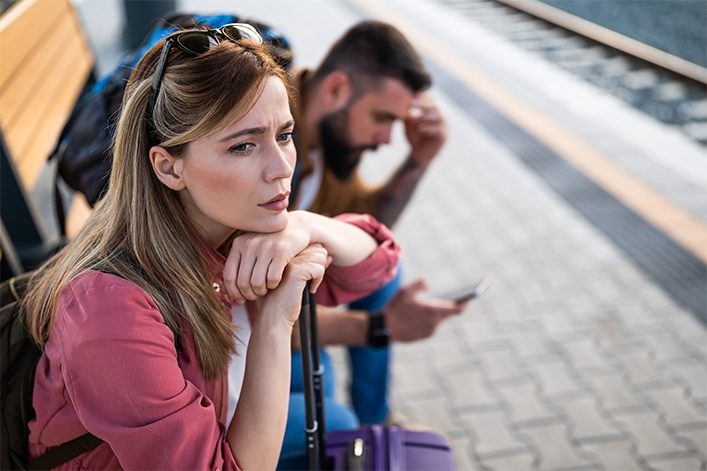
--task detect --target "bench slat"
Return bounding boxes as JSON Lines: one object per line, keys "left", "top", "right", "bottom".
{"left": 2, "top": 12, "right": 92, "bottom": 189}
{"left": 0, "top": 0, "right": 66, "bottom": 93}
{"left": 66, "top": 194, "right": 92, "bottom": 238}
{"left": 15, "top": 49, "right": 92, "bottom": 189}
{"left": 0, "top": 18, "right": 75, "bottom": 130}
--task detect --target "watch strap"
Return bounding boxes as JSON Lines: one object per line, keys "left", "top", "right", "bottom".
{"left": 367, "top": 311, "right": 390, "bottom": 348}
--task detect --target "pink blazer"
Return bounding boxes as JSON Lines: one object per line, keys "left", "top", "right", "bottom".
{"left": 29, "top": 214, "right": 400, "bottom": 470}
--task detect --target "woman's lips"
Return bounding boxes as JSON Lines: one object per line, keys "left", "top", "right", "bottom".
{"left": 259, "top": 193, "right": 290, "bottom": 211}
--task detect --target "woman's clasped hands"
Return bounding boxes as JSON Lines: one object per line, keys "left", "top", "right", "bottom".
{"left": 223, "top": 211, "right": 330, "bottom": 323}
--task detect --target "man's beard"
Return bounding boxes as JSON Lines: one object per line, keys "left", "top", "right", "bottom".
{"left": 318, "top": 107, "right": 377, "bottom": 182}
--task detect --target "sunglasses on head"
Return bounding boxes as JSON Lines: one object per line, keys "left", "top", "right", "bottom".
{"left": 148, "top": 23, "right": 264, "bottom": 125}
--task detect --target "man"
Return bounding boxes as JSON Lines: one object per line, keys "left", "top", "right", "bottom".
{"left": 286, "top": 20, "right": 465, "bottom": 431}
{"left": 290, "top": 21, "right": 445, "bottom": 224}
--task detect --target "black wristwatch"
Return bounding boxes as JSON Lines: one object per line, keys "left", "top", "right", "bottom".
{"left": 367, "top": 311, "right": 390, "bottom": 348}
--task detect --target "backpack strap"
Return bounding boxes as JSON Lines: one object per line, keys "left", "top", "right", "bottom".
{"left": 25, "top": 433, "right": 102, "bottom": 470}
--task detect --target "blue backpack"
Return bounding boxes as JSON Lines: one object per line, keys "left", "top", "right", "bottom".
{"left": 53, "top": 13, "right": 293, "bottom": 227}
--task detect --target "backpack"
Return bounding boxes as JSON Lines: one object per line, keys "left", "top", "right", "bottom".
{"left": 0, "top": 272, "right": 102, "bottom": 470}
{"left": 53, "top": 13, "right": 294, "bottom": 221}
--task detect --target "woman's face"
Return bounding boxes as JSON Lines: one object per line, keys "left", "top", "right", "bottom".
{"left": 177, "top": 76, "right": 295, "bottom": 245}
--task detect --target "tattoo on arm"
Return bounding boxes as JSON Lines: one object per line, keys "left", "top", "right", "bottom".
{"left": 375, "top": 156, "right": 426, "bottom": 227}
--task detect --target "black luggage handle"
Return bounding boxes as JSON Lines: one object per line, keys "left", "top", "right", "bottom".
{"left": 299, "top": 282, "right": 328, "bottom": 470}
{"left": 308, "top": 287, "right": 326, "bottom": 450}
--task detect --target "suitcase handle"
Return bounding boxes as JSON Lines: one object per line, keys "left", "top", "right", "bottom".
{"left": 308, "top": 289, "right": 327, "bottom": 447}
{"left": 299, "top": 282, "right": 328, "bottom": 470}
{"left": 298, "top": 284, "right": 320, "bottom": 470}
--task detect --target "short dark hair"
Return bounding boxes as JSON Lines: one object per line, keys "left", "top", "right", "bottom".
{"left": 312, "top": 21, "right": 431, "bottom": 93}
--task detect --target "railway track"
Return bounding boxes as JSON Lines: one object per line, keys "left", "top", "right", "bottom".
{"left": 436, "top": 0, "right": 707, "bottom": 147}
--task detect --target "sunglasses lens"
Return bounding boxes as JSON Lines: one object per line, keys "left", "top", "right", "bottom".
{"left": 176, "top": 32, "right": 215, "bottom": 55}
{"left": 221, "top": 24, "right": 263, "bottom": 44}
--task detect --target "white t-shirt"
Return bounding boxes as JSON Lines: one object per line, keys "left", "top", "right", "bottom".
{"left": 226, "top": 304, "right": 251, "bottom": 426}
{"left": 294, "top": 150, "right": 323, "bottom": 211}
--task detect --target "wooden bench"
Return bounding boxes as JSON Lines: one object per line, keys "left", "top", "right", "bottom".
{"left": 0, "top": 0, "right": 94, "bottom": 279}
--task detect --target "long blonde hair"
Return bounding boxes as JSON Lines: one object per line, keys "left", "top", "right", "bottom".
{"left": 22, "top": 33, "right": 290, "bottom": 378}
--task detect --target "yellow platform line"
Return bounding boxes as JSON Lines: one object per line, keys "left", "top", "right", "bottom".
{"left": 353, "top": 0, "right": 707, "bottom": 264}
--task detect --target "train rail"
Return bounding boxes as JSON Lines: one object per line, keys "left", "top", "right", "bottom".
{"left": 436, "top": 0, "right": 707, "bottom": 147}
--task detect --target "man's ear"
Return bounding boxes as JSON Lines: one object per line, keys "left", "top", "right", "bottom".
{"left": 149, "top": 146, "right": 185, "bottom": 191}
{"left": 321, "top": 71, "right": 352, "bottom": 110}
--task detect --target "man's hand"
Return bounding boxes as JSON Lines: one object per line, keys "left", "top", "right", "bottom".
{"left": 385, "top": 279, "right": 466, "bottom": 342}
{"left": 376, "top": 96, "right": 447, "bottom": 227}
{"left": 404, "top": 94, "right": 447, "bottom": 169}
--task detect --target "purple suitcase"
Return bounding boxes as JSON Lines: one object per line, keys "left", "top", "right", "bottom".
{"left": 326, "top": 425, "right": 455, "bottom": 470}
{"left": 298, "top": 287, "right": 456, "bottom": 470}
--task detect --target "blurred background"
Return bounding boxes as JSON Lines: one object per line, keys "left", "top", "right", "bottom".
{"left": 1, "top": 0, "right": 705, "bottom": 469}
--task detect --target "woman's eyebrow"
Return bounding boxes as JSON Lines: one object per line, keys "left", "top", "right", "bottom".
{"left": 219, "top": 127, "right": 266, "bottom": 142}
{"left": 219, "top": 119, "right": 295, "bottom": 142}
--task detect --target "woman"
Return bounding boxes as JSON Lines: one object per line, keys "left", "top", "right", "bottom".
{"left": 22, "top": 24, "right": 399, "bottom": 470}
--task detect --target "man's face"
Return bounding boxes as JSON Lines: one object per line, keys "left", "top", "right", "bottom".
{"left": 319, "top": 77, "right": 415, "bottom": 181}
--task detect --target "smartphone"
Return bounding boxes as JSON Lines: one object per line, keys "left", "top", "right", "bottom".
{"left": 439, "top": 276, "right": 493, "bottom": 303}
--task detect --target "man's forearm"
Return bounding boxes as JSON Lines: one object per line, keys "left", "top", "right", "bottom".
{"left": 317, "top": 307, "right": 368, "bottom": 346}
{"left": 375, "top": 156, "right": 427, "bottom": 227}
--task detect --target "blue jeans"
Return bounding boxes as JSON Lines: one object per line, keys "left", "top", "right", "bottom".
{"left": 347, "top": 267, "right": 402, "bottom": 423}
{"left": 278, "top": 267, "right": 402, "bottom": 469}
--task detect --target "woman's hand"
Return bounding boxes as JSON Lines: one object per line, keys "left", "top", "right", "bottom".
{"left": 260, "top": 244, "right": 328, "bottom": 326}
{"left": 223, "top": 213, "right": 312, "bottom": 302}
{"left": 223, "top": 211, "right": 381, "bottom": 302}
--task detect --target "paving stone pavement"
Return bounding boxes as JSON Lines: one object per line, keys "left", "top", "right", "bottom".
{"left": 75, "top": 0, "right": 706, "bottom": 468}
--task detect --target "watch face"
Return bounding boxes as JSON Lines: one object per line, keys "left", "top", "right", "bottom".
{"left": 368, "top": 312, "right": 390, "bottom": 348}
